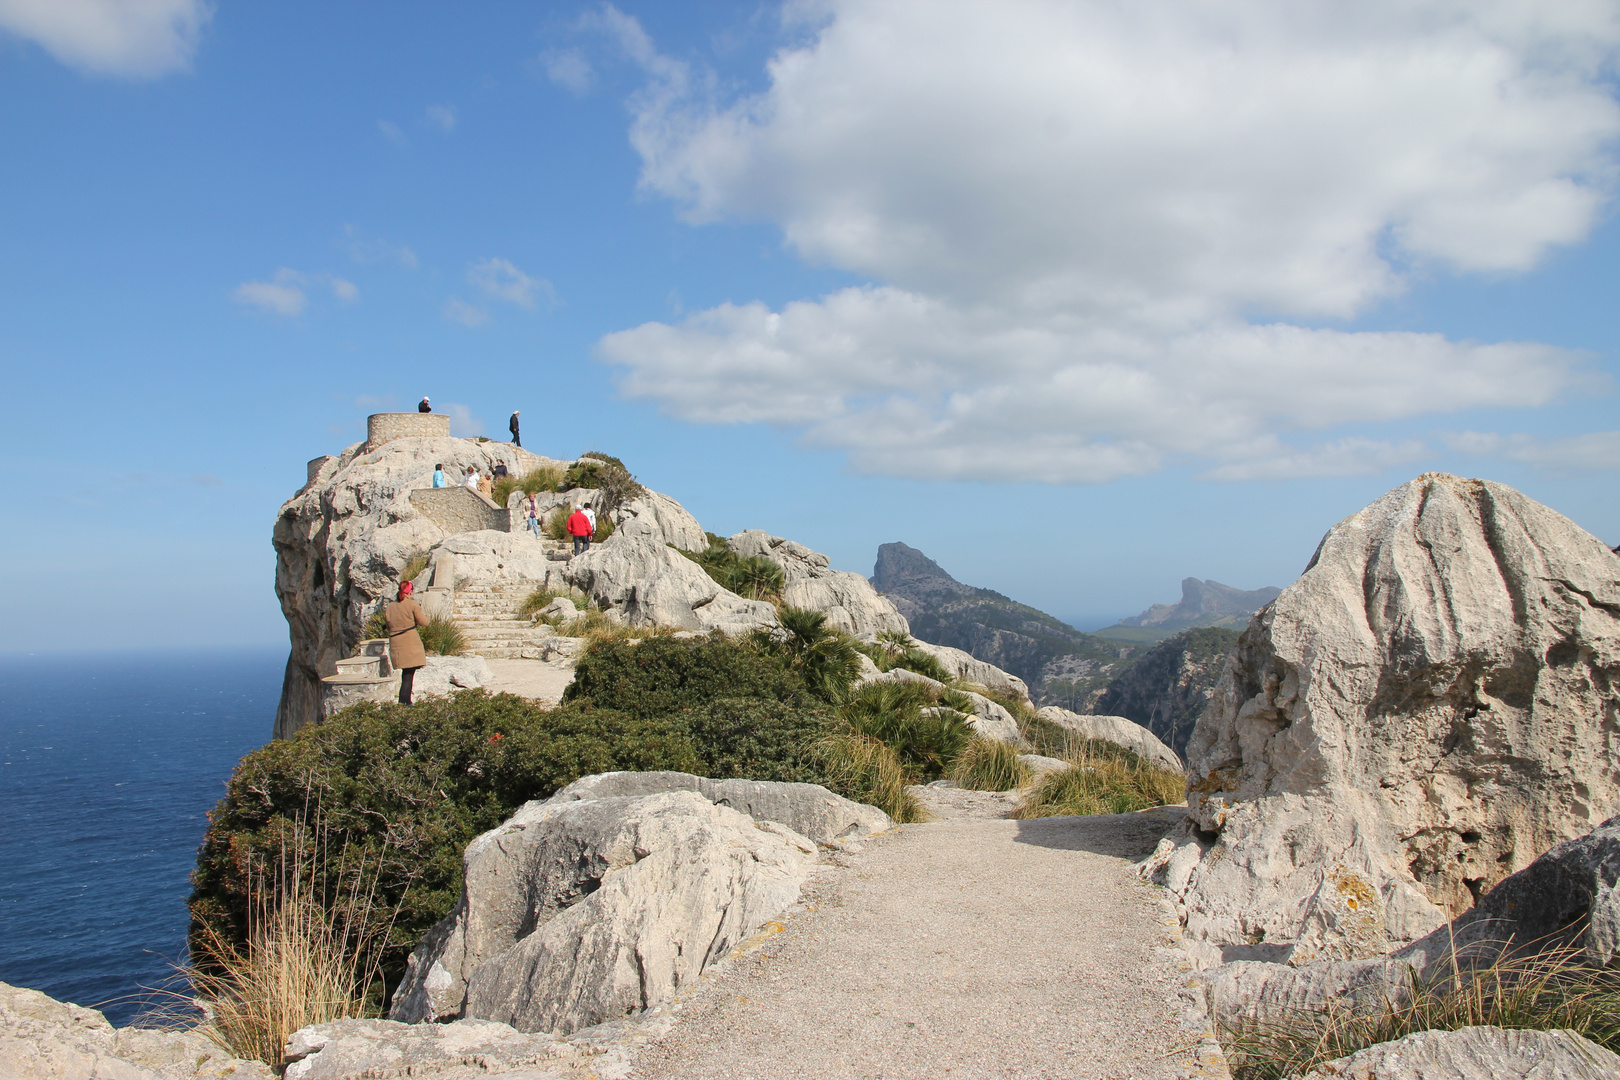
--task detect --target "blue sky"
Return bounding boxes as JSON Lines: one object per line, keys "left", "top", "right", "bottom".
{"left": 2, "top": 1, "right": 1617, "bottom": 653}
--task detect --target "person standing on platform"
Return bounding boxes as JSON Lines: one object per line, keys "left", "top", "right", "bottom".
{"left": 419, "top": 396, "right": 432, "bottom": 413}
{"left": 432, "top": 464, "right": 446, "bottom": 488}
{"left": 385, "top": 581, "right": 429, "bottom": 705}
{"left": 509, "top": 410, "right": 521, "bottom": 447}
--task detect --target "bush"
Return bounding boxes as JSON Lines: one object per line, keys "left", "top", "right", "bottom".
{"left": 491, "top": 474, "right": 521, "bottom": 509}
{"left": 685, "top": 696, "right": 839, "bottom": 784}
{"left": 565, "top": 635, "right": 807, "bottom": 717}
{"left": 543, "top": 505, "right": 570, "bottom": 540}
{"left": 419, "top": 614, "right": 465, "bottom": 656}
{"left": 815, "top": 732, "right": 928, "bottom": 824}
{"left": 855, "top": 637, "right": 953, "bottom": 684}
{"left": 362, "top": 609, "right": 388, "bottom": 640}
{"left": 840, "top": 680, "right": 973, "bottom": 782}
{"left": 950, "top": 736, "right": 1033, "bottom": 791}
{"left": 1013, "top": 740, "right": 1184, "bottom": 818}
{"left": 756, "top": 607, "right": 863, "bottom": 703}
{"left": 518, "top": 466, "right": 564, "bottom": 496}
{"left": 189, "top": 692, "right": 698, "bottom": 1001}
{"left": 561, "top": 455, "right": 646, "bottom": 518}
{"left": 680, "top": 538, "right": 786, "bottom": 602}
{"left": 1222, "top": 944, "right": 1620, "bottom": 1080}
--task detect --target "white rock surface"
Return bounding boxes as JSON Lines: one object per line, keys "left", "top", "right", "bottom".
{"left": 412, "top": 655, "right": 494, "bottom": 699}
{"left": 1298, "top": 1025, "right": 1620, "bottom": 1080}
{"left": 908, "top": 640, "right": 1030, "bottom": 701}
{"left": 0, "top": 981, "right": 272, "bottom": 1080}
{"left": 564, "top": 520, "right": 779, "bottom": 634}
{"left": 726, "top": 530, "right": 910, "bottom": 640}
{"left": 389, "top": 790, "right": 816, "bottom": 1035}
{"left": 1161, "top": 474, "right": 1620, "bottom": 963}
{"left": 1037, "top": 707, "right": 1183, "bottom": 772}
{"left": 283, "top": 1017, "right": 616, "bottom": 1080}
{"left": 617, "top": 491, "right": 706, "bottom": 552}
{"left": 543, "top": 771, "right": 892, "bottom": 845}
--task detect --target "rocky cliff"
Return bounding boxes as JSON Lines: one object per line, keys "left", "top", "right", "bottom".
{"left": 870, "top": 542, "right": 1139, "bottom": 704}
{"left": 1098, "top": 577, "right": 1282, "bottom": 642}
{"left": 1091, "top": 627, "right": 1240, "bottom": 757}
{"left": 1151, "top": 473, "right": 1620, "bottom": 965}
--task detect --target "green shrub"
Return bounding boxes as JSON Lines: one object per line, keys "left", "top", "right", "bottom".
{"left": 565, "top": 635, "right": 807, "bottom": 717}
{"left": 419, "top": 614, "right": 465, "bottom": 656}
{"left": 684, "top": 696, "right": 839, "bottom": 784}
{"left": 518, "top": 466, "right": 564, "bottom": 495}
{"left": 189, "top": 692, "right": 697, "bottom": 1000}
{"left": 594, "top": 515, "right": 615, "bottom": 544}
{"left": 840, "top": 680, "right": 973, "bottom": 782}
{"left": 561, "top": 455, "right": 645, "bottom": 518}
{"left": 815, "top": 732, "right": 928, "bottom": 823}
{"left": 679, "top": 538, "right": 786, "bottom": 602}
{"left": 544, "top": 505, "right": 570, "bottom": 541}
{"left": 491, "top": 474, "right": 520, "bottom": 509}
{"left": 950, "top": 736, "right": 1033, "bottom": 791}
{"left": 756, "top": 607, "right": 863, "bottom": 703}
{"left": 855, "top": 635, "right": 954, "bottom": 684}
{"left": 1222, "top": 944, "right": 1620, "bottom": 1080}
{"left": 362, "top": 609, "right": 388, "bottom": 640}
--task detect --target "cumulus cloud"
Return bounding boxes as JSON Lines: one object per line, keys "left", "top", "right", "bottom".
{"left": 1444, "top": 430, "right": 1620, "bottom": 472}
{"left": 469, "top": 257, "right": 553, "bottom": 308}
{"left": 340, "top": 225, "right": 418, "bottom": 269}
{"left": 0, "top": 0, "right": 210, "bottom": 78}
{"left": 442, "top": 298, "right": 489, "bottom": 327}
{"left": 593, "top": 0, "right": 1620, "bottom": 481}
{"left": 545, "top": 48, "right": 594, "bottom": 94}
{"left": 426, "top": 103, "right": 457, "bottom": 131}
{"left": 233, "top": 268, "right": 357, "bottom": 317}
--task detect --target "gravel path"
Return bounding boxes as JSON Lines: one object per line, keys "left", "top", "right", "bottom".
{"left": 629, "top": 804, "right": 1207, "bottom": 1080}
{"left": 481, "top": 658, "right": 576, "bottom": 705}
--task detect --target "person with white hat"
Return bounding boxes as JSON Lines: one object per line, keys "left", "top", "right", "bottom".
{"left": 418, "top": 396, "right": 432, "bottom": 413}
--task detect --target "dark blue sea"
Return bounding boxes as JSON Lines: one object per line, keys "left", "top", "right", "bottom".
{"left": 0, "top": 649, "right": 282, "bottom": 1026}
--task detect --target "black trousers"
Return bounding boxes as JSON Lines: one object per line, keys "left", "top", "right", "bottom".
{"left": 511, "top": 430, "right": 521, "bottom": 446}
{"left": 572, "top": 535, "right": 590, "bottom": 555}
{"left": 399, "top": 666, "right": 421, "bottom": 704}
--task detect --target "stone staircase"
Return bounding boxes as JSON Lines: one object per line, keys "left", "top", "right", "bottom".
{"left": 454, "top": 581, "right": 560, "bottom": 659}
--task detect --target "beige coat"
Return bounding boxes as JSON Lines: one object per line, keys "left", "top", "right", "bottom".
{"left": 385, "top": 597, "right": 430, "bottom": 670}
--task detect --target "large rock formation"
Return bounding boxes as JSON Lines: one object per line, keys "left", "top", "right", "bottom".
{"left": 1090, "top": 627, "right": 1240, "bottom": 757}
{"left": 870, "top": 541, "right": 1139, "bottom": 702}
{"left": 1102, "top": 577, "right": 1282, "bottom": 637}
{"left": 1036, "top": 706, "right": 1182, "bottom": 772}
{"left": 729, "top": 530, "right": 909, "bottom": 640}
{"left": 1154, "top": 474, "right": 1620, "bottom": 964}
{"left": 1299, "top": 1027, "right": 1620, "bottom": 1080}
{"left": 0, "top": 981, "right": 272, "bottom": 1080}
{"left": 390, "top": 789, "right": 821, "bottom": 1034}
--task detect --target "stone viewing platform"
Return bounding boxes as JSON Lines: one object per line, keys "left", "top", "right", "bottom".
{"left": 366, "top": 411, "right": 450, "bottom": 451}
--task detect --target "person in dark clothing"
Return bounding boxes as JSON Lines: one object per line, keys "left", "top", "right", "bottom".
{"left": 567, "top": 506, "right": 593, "bottom": 555}
{"left": 493, "top": 461, "right": 508, "bottom": 479}
{"left": 509, "top": 410, "right": 521, "bottom": 447}
{"left": 419, "top": 397, "right": 432, "bottom": 413}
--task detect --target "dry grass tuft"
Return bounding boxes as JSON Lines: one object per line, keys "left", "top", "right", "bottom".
{"left": 950, "top": 736, "right": 1033, "bottom": 792}
{"left": 1222, "top": 941, "right": 1620, "bottom": 1080}
{"left": 816, "top": 732, "right": 930, "bottom": 823}
{"left": 1014, "top": 739, "right": 1183, "bottom": 818}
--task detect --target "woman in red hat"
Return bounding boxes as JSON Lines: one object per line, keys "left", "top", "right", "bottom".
{"left": 384, "top": 580, "right": 430, "bottom": 704}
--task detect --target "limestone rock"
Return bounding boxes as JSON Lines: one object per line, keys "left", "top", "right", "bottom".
{"left": 283, "top": 1018, "right": 605, "bottom": 1080}
{"left": 412, "top": 655, "right": 494, "bottom": 699}
{"left": 1286, "top": 863, "right": 1390, "bottom": 966}
{"left": 543, "top": 771, "right": 892, "bottom": 845}
{"left": 1198, "top": 957, "right": 1416, "bottom": 1029}
{"left": 0, "top": 981, "right": 271, "bottom": 1080}
{"left": 1019, "top": 754, "right": 1070, "bottom": 775}
{"left": 1396, "top": 812, "right": 1620, "bottom": 973}
{"left": 1037, "top": 707, "right": 1183, "bottom": 772}
{"left": 564, "top": 520, "right": 778, "bottom": 634}
{"left": 616, "top": 491, "right": 706, "bottom": 552}
{"left": 1171, "top": 475, "right": 1620, "bottom": 960}
{"left": 1298, "top": 1025, "right": 1620, "bottom": 1080}
{"left": 908, "top": 640, "right": 1030, "bottom": 701}
{"left": 427, "top": 530, "right": 564, "bottom": 591}
{"left": 727, "top": 530, "right": 909, "bottom": 640}
{"left": 389, "top": 790, "right": 815, "bottom": 1034}
{"left": 867, "top": 668, "right": 1023, "bottom": 743}
{"left": 536, "top": 597, "right": 576, "bottom": 621}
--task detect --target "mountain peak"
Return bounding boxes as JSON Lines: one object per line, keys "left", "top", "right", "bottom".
{"left": 872, "top": 542, "right": 958, "bottom": 591}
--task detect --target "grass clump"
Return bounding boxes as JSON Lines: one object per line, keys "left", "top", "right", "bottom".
{"left": 518, "top": 586, "right": 585, "bottom": 620}
{"left": 362, "top": 609, "right": 388, "bottom": 640}
{"left": 1014, "top": 738, "right": 1184, "bottom": 818}
{"left": 419, "top": 614, "right": 465, "bottom": 656}
{"left": 839, "top": 680, "right": 973, "bottom": 782}
{"left": 950, "top": 735, "right": 1033, "bottom": 791}
{"left": 816, "top": 732, "right": 928, "bottom": 823}
{"left": 855, "top": 631, "right": 954, "bottom": 684}
{"left": 1222, "top": 943, "right": 1620, "bottom": 1080}
{"left": 518, "top": 465, "right": 564, "bottom": 496}
{"left": 679, "top": 534, "right": 786, "bottom": 602}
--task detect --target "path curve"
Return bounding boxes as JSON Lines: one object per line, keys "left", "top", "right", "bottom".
{"left": 629, "top": 806, "right": 1208, "bottom": 1080}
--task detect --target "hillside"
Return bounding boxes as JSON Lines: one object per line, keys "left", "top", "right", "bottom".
{"left": 1093, "top": 577, "right": 1280, "bottom": 643}
{"left": 1090, "top": 626, "right": 1240, "bottom": 757}
{"left": 870, "top": 542, "right": 1139, "bottom": 706}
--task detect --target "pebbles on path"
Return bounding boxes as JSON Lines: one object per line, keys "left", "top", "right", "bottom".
{"left": 629, "top": 807, "right": 1206, "bottom": 1080}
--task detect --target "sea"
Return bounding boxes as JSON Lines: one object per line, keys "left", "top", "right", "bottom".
{"left": 0, "top": 648, "right": 282, "bottom": 1026}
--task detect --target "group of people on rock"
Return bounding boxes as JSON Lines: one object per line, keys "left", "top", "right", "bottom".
{"left": 417, "top": 397, "right": 521, "bottom": 450}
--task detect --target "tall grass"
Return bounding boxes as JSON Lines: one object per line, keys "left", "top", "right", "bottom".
{"left": 518, "top": 586, "right": 585, "bottom": 620}
{"left": 815, "top": 731, "right": 929, "bottom": 823}
{"left": 518, "top": 465, "right": 564, "bottom": 496}
{"left": 420, "top": 614, "right": 465, "bottom": 656}
{"left": 180, "top": 821, "right": 393, "bottom": 1065}
{"left": 401, "top": 551, "right": 431, "bottom": 584}
{"left": 1013, "top": 738, "right": 1183, "bottom": 818}
{"left": 950, "top": 736, "right": 1033, "bottom": 791}
{"left": 1222, "top": 942, "right": 1620, "bottom": 1080}
{"left": 491, "top": 473, "right": 521, "bottom": 508}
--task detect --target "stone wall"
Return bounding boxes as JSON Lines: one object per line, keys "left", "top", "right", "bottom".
{"left": 409, "top": 486, "right": 510, "bottom": 534}
{"left": 367, "top": 412, "right": 450, "bottom": 449}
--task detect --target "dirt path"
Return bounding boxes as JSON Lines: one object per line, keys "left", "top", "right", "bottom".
{"left": 628, "top": 802, "right": 1211, "bottom": 1080}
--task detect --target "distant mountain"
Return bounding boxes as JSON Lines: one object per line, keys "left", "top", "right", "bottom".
{"left": 871, "top": 542, "right": 1141, "bottom": 706}
{"left": 1091, "top": 627, "right": 1241, "bottom": 757}
{"left": 1093, "top": 577, "right": 1280, "bottom": 643}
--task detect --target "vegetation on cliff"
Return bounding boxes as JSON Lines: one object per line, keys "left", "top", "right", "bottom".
{"left": 1091, "top": 626, "right": 1239, "bottom": 756}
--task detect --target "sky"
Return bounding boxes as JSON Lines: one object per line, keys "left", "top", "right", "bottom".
{"left": 2, "top": 0, "right": 1618, "bottom": 653}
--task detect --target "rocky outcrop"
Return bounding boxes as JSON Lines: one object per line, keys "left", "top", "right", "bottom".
{"left": 1157, "top": 474, "right": 1620, "bottom": 965}
{"left": 870, "top": 541, "right": 1139, "bottom": 701}
{"left": 1091, "top": 627, "right": 1239, "bottom": 756}
{"left": 730, "top": 531, "right": 909, "bottom": 640}
{"left": 390, "top": 789, "right": 817, "bottom": 1034}
{"left": 563, "top": 519, "right": 778, "bottom": 634}
{"left": 0, "top": 981, "right": 272, "bottom": 1080}
{"left": 908, "top": 640, "right": 1031, "bottom": 701}
{"left": 1036, "top": 707, "right": 1182, "bottom": 772}
{"left": 542, "top": 771, "right": 891, "bottom": 845}
{"left": 865, "top": 667, "right": 1023, "bottom": 743}
{"left": 283, "top": 1018, "right": 620, "bottom": 1080}
{"left": 1299, "top": 1026, "right": 1620, "bottom": 1080}
{"left": 1103, "top": 577, "right": 1282, "bottom": 637}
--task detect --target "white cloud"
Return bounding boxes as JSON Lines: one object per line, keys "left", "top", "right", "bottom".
{"left": 0, "top": 0, "right": 210, "bottom": 78}
{"left": 329, "top": 277, "right": 358, "bottom": 302}
{"left": 340, "top": 225, "right": 418, "bottom": 269}
{"left": 469, "top": 257, "right": 553, "bottom": 308}
{"left": 1444, "top": 430, "right": 1620, "bottom": 472}
{"left": 233, "top": 269, "right": 306, "bottom": 317}
{"left": 442, "top": 298, "right": 489, "bottom": 327}
{"left": 545, "top": 48, "right": 594, "bottom": 94}
{"left": 442, "top": 403, "right": 485, "bottom": 438}
{"left": 595, "top": 0, "right": 1620, "bottom": 482}
{"left": 378, "top": 119, "right": 407, "bottom": 146}
{"left": 426, "top": 103, "right": 457, "bottom": 131}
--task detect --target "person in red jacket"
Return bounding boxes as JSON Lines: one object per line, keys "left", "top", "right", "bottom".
{"left": 566, "top": 505, "right": 594, "bottom": 555}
